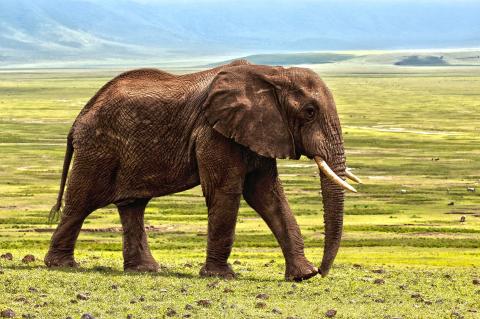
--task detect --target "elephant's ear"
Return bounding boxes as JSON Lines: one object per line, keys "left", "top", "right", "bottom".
{"left": 203, "top": 66, "right": 296, "bottom": 159}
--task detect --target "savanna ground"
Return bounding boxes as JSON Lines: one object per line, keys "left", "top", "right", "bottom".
{"left": 0, "top": 65, "right": 479, "bottom": 318}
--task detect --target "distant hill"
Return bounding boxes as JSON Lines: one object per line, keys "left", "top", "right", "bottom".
{"left": 208, "top": 53, "right": 355, "bottom": 67}
{"left": 0, "top": 0, "right": 479, "bottom": 67}
{"left": 211, "top": 51, "right": 480, "bottom": 68}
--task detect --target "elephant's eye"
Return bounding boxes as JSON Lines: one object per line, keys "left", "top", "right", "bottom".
{"left": 303, "top": 104, "right": 316, "bottom": 120}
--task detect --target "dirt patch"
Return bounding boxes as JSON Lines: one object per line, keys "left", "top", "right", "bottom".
{"left": 446, "top": 208, "right": 480, "bottom": 215}
{"left": 26, "top": 225, "right": 185, "bottom": 234}
{"left": 408, "top": 232, "right": 470, "bottom": 238}
{"left": 346, "top": 125, "right": 460, "bottom": 136}
{"left": 402, "top": 223, "right": 440, "bottom": 227}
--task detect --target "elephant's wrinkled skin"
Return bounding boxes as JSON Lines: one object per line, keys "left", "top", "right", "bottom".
{"left": 45, "top": 60, "right": 352, "bottom": 281}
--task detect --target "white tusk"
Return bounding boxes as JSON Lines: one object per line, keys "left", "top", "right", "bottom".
{"left": 346, "top": 168, "right": 362, "bottom": 184}
{"left": 314, "top": 156, "right": 357, "bottom": 193}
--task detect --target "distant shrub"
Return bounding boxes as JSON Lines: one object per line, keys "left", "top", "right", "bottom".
{"left": 395, "top": 55, "right": 448, "bottom": 66}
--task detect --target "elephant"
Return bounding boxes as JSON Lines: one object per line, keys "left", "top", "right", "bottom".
{"left": 44, "top": 59, "right": 360, "bottom": 281}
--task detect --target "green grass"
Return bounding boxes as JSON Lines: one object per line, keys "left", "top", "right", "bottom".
{"left": 0, "top": 66, "right": 480, "bottom": 318}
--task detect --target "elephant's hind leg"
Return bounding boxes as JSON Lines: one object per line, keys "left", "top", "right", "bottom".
{"left": 45, "top": 151, "right": 116, "bottom": 268}
{"left": 44, "top": 204, "right": 93, "bottom": 268}
{"left": 118, "top": 198, "right": 159, "bottom": 272}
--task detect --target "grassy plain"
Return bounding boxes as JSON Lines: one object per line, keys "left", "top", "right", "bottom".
{"left": 0, "top": 66, "right": 479, "bottom": 318}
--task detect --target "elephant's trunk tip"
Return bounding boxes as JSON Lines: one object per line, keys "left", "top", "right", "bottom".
{"left": 319, "top": 259, "right": 333, "bottom": 278}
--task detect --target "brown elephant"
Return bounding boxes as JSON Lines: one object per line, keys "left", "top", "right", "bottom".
{"left": 45, "top": 59, "right": 360, "bottom": 281}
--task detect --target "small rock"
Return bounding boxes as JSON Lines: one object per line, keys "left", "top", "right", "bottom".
{"left": 139, "top": 296, "right": 145, "bottom": 302}
{"left": 460, "top": 216, "right": 466, "bottom": 223}
{"left": 256, "top": 293, "right": 269, "bottom": 300}
{"left": 325, "top": 309, "right": 337, "bottom": 318}
{"left": 183, "top": 263, "right": 192, "bottom": 268}
{"left": 374, "top": 298, "right": 385, "bottom": 303}
{"left": 80, "top": 314, "right": 95, "bottom": 319}
{"left": 448, "top": 201, "right": 455, "bottom": 206}
{"left": 165, "top": 308, "right": 177, "bottom": 317}
{"left": 93, "top": 266, "right": 112, "bottom": 272}
{"left": 1, "top": 309, "right": 15, "bottom": 318}
{"left": 255, "top": 302, "right": 267, "bottom": 309}
{"left": 451, "top": 311, "right": 464, "bottom": 319}
{"left": 264, "top": 259, "right": 275, "bottom": 267}
{"left": 372, "top": 269, "right": 385, "bottom": 274}
{"left": 14, "top": 297, "right": 27, "bottom": 302}
{"left": 223, "top": 288, "right": 234, "bottom": 293}
{"left": 352, "top": 264, "right": 362, "bottom": 269}
{"left": 411, "top": 292, "right": 422, "bottom": 299}
{"left": 473, "top": 278, "right": 480, "bottom": 285}
{"left": 207, "top": 281, "right": 219, "bottom": 289}
{"left": 233, "top": 260, "right": 242, "bottom": 265}
{"left": 184, "top": 304, "right": 194, "bottom": 310}
{"left": 196, "top": 300, "right": 212, "bottom": 308}
{"left": 373, "top": 278, "right": 385, "bottom": 285}
{"left": 272, "top": 308, "right": 282, "bottom": 314}
{"left": 76, "top": 293, "right": 89, "bottom": 301}
{"left": 111, "top": 284, "right": 118, "bottom": 290}
{"left": 0, "top": 253, "right": 13, "bottom": 261}
{"left": 130, "top": 300, "right": 136, "bottom": 304}
{"left": 424, "top": 300, "right": 433, "bottom": 305}
{"left": 22, "top": 255, "right": 35, "bottom": 264}
{"left": 159, "top": 289, "right": 168, "bottom": 293}
{"left": 126, "top": 315, "right": 133, "bottom": 319}
{"left": 400, "top": 189, "right": 407, "bottom": 194}
{"left": 467, "top": 187, "right": 475, "bottom": 192}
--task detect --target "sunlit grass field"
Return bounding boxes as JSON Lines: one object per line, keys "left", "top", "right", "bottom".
{"left": 0, "top": 66, "right": 479, "bottom": 318}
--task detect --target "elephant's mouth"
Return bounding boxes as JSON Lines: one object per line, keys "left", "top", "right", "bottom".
{"left": 313, "top": 156, "right": 361, "bottom": 277}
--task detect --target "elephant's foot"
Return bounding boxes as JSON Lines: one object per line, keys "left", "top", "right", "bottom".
{"left": 200, "top": 263, "right": 236, "bottom": 279}
{"left": 285, "top": 257, "right": 318, "bottom": 282}
{"left": 124, "top": 257, "right": 159, "bottom": 272}
{"left": 44, "top": 251, "right": 79, "bottom": 268}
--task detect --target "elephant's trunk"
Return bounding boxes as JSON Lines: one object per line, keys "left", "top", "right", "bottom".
{"left": 316, "top": 155, "right": 346, "bottom": 277}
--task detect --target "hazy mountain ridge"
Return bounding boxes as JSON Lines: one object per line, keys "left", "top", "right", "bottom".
{"left": 0, "top": 0, "right": 479, "bottom": 67}
{"left": 212, "top": 50, "right": 480, "bottom": 68}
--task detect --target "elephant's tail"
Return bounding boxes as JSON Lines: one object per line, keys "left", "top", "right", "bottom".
{"left": 48, "top": 129, "right": 74, "bottom": 223}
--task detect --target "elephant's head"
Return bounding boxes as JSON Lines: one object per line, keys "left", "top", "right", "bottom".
{"left": 204, "top": 64, "right": 360, "bottom": 276}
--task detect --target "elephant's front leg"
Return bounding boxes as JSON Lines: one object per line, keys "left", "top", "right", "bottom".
{"left": 196, "top": 129, "right": 246, "bottom": 279}
{"left": 243, "top": 159, "right": 318, "bottom": 281}
{"left": 200, "top": 191, "right": 240, "bottom": 279}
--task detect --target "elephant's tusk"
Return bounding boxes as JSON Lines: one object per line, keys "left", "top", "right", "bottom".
{"left": 346, "top": 168, "right": 362, "bottom": 184}
{"left": 314, "top": 156, "right": 357, "bottom": 193}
